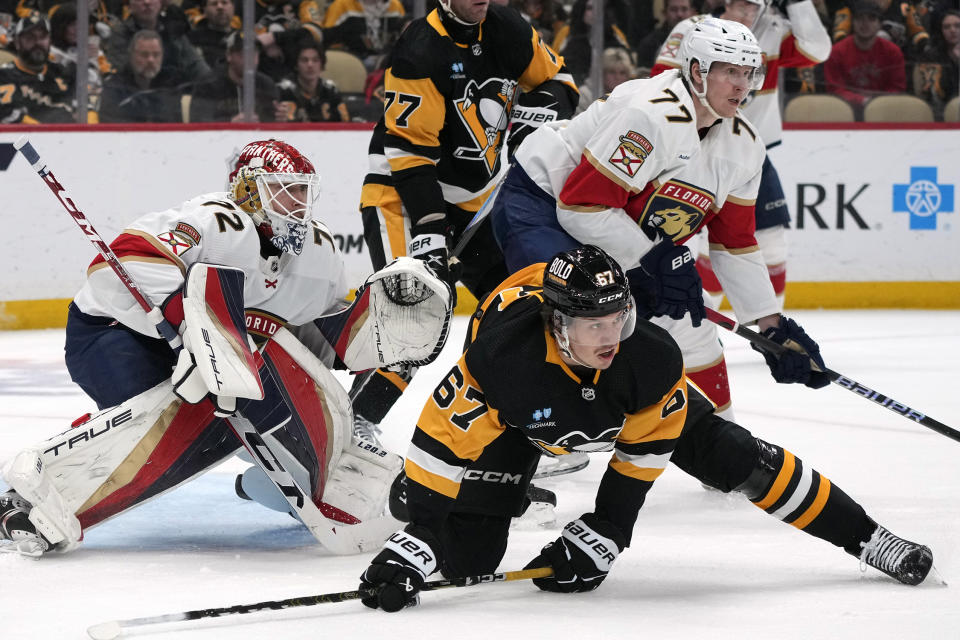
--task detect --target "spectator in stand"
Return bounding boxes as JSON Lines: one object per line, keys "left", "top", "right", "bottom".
{"left": 48, "top": 3, "right": 112, "bottom": 113}
{"left": 189, "top": 30, "right": 284, "bottom": 122}
{"left": 253, "top": 0, "right": 320, "bottom": 81}
{"left": 832, "top": 0, "right": 930, "bottom": 61}
{"left": 513, "top": 0, "right": 564, "bottom": 44}
{"left": 824, "top": 0, "right": 906, "bottom": 110}
{"left": 322, "top": 0, "right": 405, "bottom": 71}
{"left": 99, "top": 29, "right": 183, "bottom": 121}
{"left": 0, "top": 13, "right": 75, "bottom": 123}
{"left": 913, "top": 9, "right": 959, "bottom": 117}
{"left": 276, "top": 40, "right": 349, "bottom": 121}
{"left": 602, "top": 46, "right": 635, "bottom": 91}
{"left": 187, "top": 0, "right": 236, "bottom": 69}
{"left": 553, "top": 0, "right": 633, "bottom": 86}
{"left": 105, "top": 0, "right": 210, "bottom": 82}
{"left": 634, "top": 0, "right": 695, "bottom": 69}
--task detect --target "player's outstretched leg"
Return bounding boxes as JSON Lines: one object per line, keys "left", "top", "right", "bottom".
{"left": 738, "top": 441, "right": 933, "bottom": 586}
{"left": 672, "top": 409, "right": 933, "bottom": 585}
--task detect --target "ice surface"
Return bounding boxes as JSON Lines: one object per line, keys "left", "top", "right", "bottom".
{"left": 2, "top": 311, "right": 958, "bottom": 639}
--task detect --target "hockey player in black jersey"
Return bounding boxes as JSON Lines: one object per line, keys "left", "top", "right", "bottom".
{"left": 0, "top": 13, "right": 75, "bottom": 124}
{"left": 350, "top": 0, "right": 580, "bottom": 447}
{"left": 359, "top": 245, "right": 933, "bottom": 612}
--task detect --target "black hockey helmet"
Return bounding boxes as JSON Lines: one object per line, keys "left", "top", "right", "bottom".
{"left": 542, "top": 245, "right": 631, "bottom": 317}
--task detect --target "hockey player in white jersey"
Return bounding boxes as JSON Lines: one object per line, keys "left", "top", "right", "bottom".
{"left": 0, "top": 139, "right": 453, "bottom": 557}
{"left": 652, "top": 0, "right": 831, "bottom": 312}
{"left": 489, "top": 17, "right": 831, "bottom": 421}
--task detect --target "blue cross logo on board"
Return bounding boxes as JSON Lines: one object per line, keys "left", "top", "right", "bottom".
{"left": 892, "top": 167, "right": 954, "bottom": 230}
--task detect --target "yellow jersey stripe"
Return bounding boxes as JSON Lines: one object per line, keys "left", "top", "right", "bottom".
{"left": 753, "top": 450, "right": 796, "bottom": 510}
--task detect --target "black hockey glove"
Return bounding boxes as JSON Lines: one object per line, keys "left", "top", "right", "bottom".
{"left": 752, "top": 316, "right": 831, "bottom": 389}
{"left": 409, "top": 219, "right": 460, "bottom": 305}
{"left": 359, "top": 524, "right": 441, "bottom": 612}
{"left": 628, "top": 242, "right": 705, "bottom": 327}
{"left": 524, "top": 513, "right": 625, "bottom": 593}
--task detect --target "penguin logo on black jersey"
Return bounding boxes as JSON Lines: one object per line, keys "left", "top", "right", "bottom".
{"left": 452, "top": 77, "right": 518, "bottom": 176}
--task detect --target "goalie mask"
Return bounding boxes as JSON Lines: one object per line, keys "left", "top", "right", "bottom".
{"left": 680, "top": 17, "right": 764, "bottom": 120}
{"left": 229, "top": 139, "right": 321, "bottom": 255}
{"left": 542, "top": 245, "right": 636, "bottom": 367}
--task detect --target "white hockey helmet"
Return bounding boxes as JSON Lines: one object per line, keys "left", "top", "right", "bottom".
{"left": 679, "top": 17, "right": 764, "bottom": 117}
{"left": 228, "top": 139, "right": 321, "bottom": 255}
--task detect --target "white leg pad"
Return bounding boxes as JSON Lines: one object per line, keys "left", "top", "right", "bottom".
{"left": 321, "top": 439, "right": 403, "bottom": 523}
{"left": 3, "top": 450, "right": 82, "bottom": 550}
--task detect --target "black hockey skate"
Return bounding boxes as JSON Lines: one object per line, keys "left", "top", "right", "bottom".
{"left": 0, "top": 491, "right": 50, "bottom": 557}
{"left": 856, "top": 523, "right": 933, "bottom": 586}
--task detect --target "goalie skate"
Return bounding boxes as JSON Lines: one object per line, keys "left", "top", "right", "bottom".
{"left": 0, "top": 491, "right": 50, "bottom": 557}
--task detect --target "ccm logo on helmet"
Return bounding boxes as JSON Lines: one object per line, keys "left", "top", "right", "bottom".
{"left": 598, "top": 292, "right": 624, "bottom": 304}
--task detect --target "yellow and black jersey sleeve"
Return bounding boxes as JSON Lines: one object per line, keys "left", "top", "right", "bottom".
{"left": 405, "top": 356, "right": 504, "bottom": 502}
{"left": 611, "top": 375, "right": 686, "bottom": 479}
{"left": 467, "top": 262, "right": 545, "bottom": 344}
{"left": 516, "top": 26, "right": 577, "bottom": 95}
{"left": 593, "top": 337, "right": 688, "bottom": 545}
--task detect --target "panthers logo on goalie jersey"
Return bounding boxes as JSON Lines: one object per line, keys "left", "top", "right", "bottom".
{"left": 453, "top": 77, "right": 518, "bottom": 176}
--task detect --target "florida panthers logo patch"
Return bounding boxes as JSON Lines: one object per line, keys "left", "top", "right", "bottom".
{"left": 453, "top": 77, "right": 518, "bottom": 176}
{"left": 157, "top": 230, "right": 193, "bottom": 256}
{"left": 639, "top": 180, "right": 714, "bottom": 243}
{"left": 609, "top": 130, "right": 653, "bottom": 178}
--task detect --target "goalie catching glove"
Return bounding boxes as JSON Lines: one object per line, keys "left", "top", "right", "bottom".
{"left": 752, "top": 316, "right": 831, "bottom": 389}
{"left": 524, "top": 513, "right": 625, "bottom": 593}
{"left": 359, "top": 525, "right": 442, "bottom": 612}
{"left": 338, "top": 257, "right": 453, "bottom": 370}
{"left": 171, "top": 263, "right": 264, "bottom": 416}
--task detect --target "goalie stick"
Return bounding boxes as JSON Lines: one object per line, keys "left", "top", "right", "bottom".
{"left": 705, "top": 307, "right": 960, "bottom": 443}
{"left": 15, "top": 136, "right": 399, "bottom": 554}
{"left": 86, "top": 567, "right": 553, "bottom": 639}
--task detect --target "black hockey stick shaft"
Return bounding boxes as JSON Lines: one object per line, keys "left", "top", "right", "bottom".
{"left": 86, "top": 567, "right": 553, "bottom": 639}
{"left": 14, "top": 136, "right": 182, "bottom": 350}
{"left": 705, "top": 308, "right": 960, "bottom": 443}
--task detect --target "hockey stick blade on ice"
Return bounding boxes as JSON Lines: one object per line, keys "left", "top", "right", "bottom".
{"left": 86, "top": 567, "right": 553, "bottom": 639}
{"left": 705, "top": 308, "right": 960, "bottom": 443}
{"left": 16, "top": 137, "right": 397, "bottom": 553}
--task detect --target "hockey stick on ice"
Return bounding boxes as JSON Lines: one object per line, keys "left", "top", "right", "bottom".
{"left": 705, "top": 307, "right": 960, "bottom": 443}
{"left": 86, "top": 567, "right": 553, "bottom": 640}
{"left": 15, "top": 136, "right": 397, "bottom": 553}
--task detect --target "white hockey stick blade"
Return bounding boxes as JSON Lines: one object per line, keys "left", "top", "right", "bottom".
{"left": 532, "top": 452, "right": 590, "bottom": 479}
{"left": 87, "top": 621, "right": 124, "bottom": 640}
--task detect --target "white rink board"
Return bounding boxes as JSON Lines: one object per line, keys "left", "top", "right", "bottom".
{"left": 0, "top": 127, "right": 957, "bottom": 302}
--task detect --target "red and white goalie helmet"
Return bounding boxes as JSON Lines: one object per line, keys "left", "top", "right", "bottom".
{"left": 228, "top": 139, "right": 321, "bottom": 255}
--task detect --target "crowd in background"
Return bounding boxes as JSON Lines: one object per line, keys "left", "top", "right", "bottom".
{"left": 0, "top": 0, "right": 958, "bottom": 124}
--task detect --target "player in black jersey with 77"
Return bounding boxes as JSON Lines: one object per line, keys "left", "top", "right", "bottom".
{"left": 359, "top": 245, "right": 933, "bottom": 612}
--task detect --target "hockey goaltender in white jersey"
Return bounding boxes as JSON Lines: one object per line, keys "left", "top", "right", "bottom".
{"left": 0, "top": 139, "right": 453, "bottom": 557}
